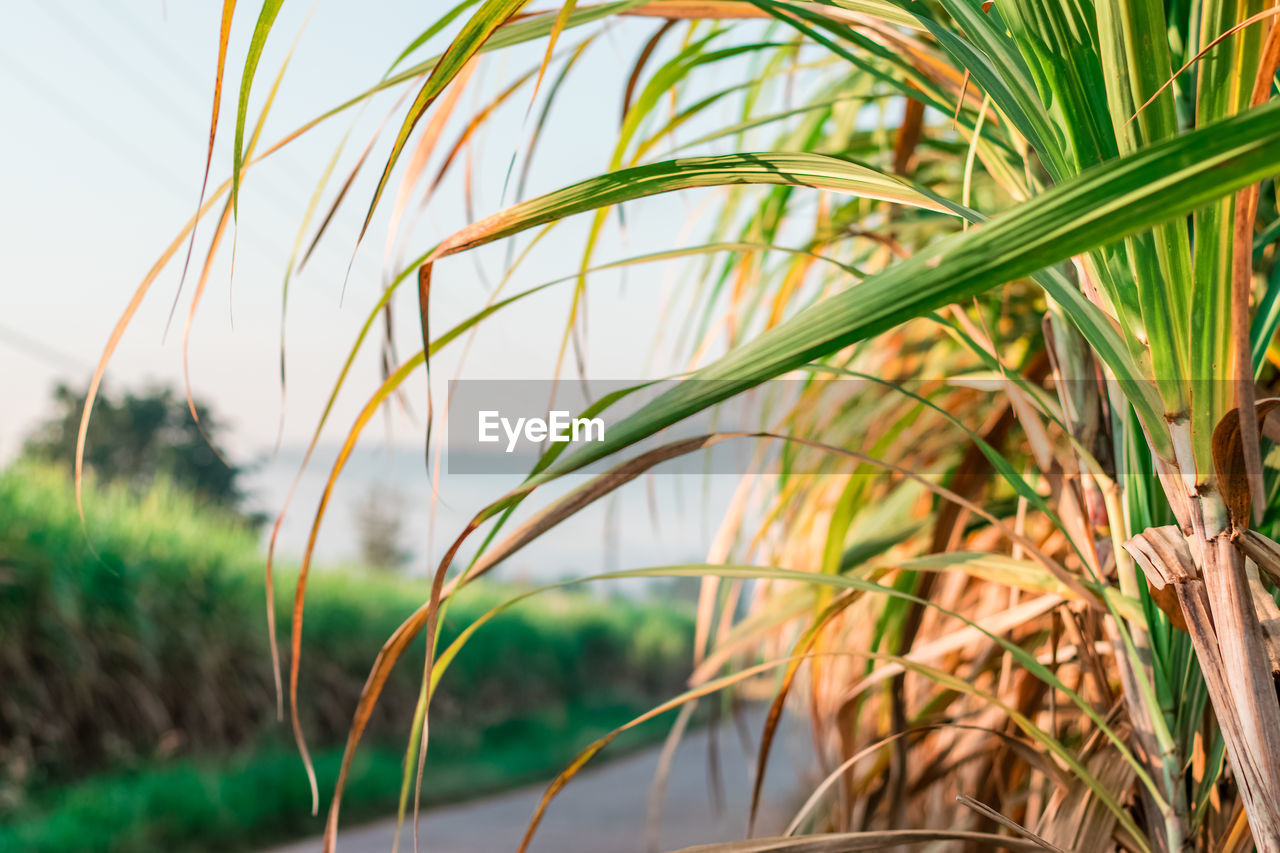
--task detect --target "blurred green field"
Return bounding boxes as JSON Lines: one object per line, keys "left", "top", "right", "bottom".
{"left": 0, "top": 464, "right": 693, "bottom": 851}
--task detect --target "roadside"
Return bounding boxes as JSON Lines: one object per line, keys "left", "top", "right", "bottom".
{"left": 269, "top": 708, "right": 812, "bottom": 853}
{"left": 0, "top": 698, "right": 672, "bottom": 853}
{"left": 0, "top": 465, "right": 697, "bottom": 853}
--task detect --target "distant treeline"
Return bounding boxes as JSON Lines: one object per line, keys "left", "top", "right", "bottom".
{"left": 0, "top": 464, "right": 694, "bottom": 795}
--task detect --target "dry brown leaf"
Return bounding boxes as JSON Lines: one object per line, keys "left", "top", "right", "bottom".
{"left": 1211, "top": 399, "right": 1280, "bottom": 528}
{"left": 670, "top": 830, "right": 1055, "bottom": 852}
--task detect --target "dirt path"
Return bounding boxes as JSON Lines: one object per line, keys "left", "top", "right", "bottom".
{"left": 268, "top": 709, "right": 813, "bottom": 853}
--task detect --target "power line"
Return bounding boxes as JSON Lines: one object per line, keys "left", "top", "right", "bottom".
{"left": 35, "top": 0, "right": 205, "bottom": 132}
{"left": 32, "top": 0, "right": 315, "bottom": 225}
{"left": 100, "top": 0, "right": 215, "bottom": 100}
{"left": 0, "top": 47, "right": 194, "bottom": 204}
{"left": 6, "top": 3, "right": 392, "bottom": 290}
{"left": 0, "top": 322, "right": 90, "bottom": 372}
{"left": 0, "top": 45, "right": 309, "bottom": 306}
{"left": 98, "top": 0, "right": 316, "bottom": 191}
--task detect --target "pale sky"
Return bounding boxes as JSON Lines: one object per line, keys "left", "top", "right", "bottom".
{"left": 0, "top": 0, "right": 725, "bottom": 465}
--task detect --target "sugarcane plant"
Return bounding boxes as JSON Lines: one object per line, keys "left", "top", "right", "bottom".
{"left": 82, "top": 0, "right": 1280, "bottom": 849}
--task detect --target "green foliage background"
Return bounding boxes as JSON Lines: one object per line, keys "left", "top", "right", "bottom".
{"left": 0, "top": 463, "right": 692, "bottom": 849}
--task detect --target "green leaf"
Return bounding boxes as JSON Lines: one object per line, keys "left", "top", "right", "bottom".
{"left": 1097, "top": 0, "right": 1194, "bottom": 413}
{"left": 999, "top": 0, "right": 1117, "bottom": 172}
{"left": 918, "top": 0, "right": 1069, "bottom": 181}
{"left": 424, "top": 151, "right": 966, "bottom": 257}
{"left": 360, "top": 0, "right": 533, "bottom": 242}
{"left": 501, "top": 102, "right": 1280, "bottom": 480}
{"left": 1188, "top": 0, "right": 1270, "bottom": 481}
{"left": 232, "top": 0, "right": 285, "bottom": 216}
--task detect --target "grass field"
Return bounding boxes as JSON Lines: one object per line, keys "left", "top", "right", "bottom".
{"left": 0, "top": 463, "right": 693, "bottom": 850}
{"left": 0, "top": 697, "right": 672, "bottom": 853}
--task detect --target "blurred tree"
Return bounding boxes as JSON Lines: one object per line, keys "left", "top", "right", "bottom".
{"left": 23, "top": 383, "right": 251, "bottom": 513}
{"left": 352, "top": 485, "right": 411, "bottom": 571}
{"left": 645, "top": 575, "right": 702, "bottom": 606}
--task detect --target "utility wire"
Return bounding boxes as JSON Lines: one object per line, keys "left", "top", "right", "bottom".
{"left": 0, "top": 46, "right": 298, "bottom": 294}
{"left": 33, "top": 0, "right": 314, "bottom": 226}
{"left": 35, "top": 0, "right": 206, "bottom": 132}
{"left": 0, "top": 47, "right": 193, "bottom": 204}
{"left": 7, "top": 2, "right": 390, "bottom": 300}
{"left": 99, "top": 0, "right": 316, "bottom": 190}
{"left": 0, "top": 322, "right": 90, "bottom": 372}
